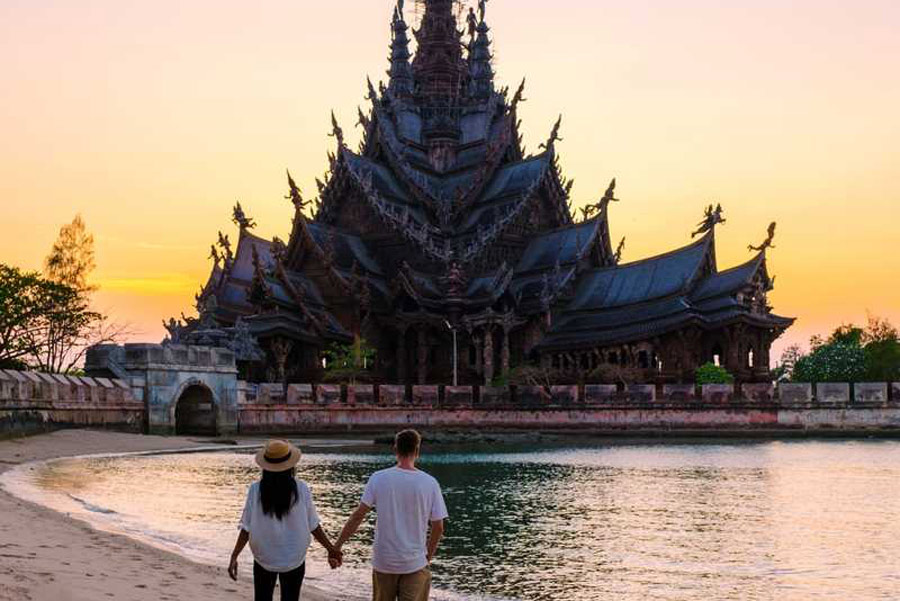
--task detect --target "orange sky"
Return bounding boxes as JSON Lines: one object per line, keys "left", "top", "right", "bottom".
{"left": 2, "top": 0, "right": 898, "bottom": 361}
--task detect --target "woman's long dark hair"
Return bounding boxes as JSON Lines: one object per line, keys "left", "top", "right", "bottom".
{"left": 260, "top": 468, "right": 298, "bottom": 520}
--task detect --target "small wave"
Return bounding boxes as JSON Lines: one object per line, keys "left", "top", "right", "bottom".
{"left": 67, "top": 493, "right": 118, "bottom": 515}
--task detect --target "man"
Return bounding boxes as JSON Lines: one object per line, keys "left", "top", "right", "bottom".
{"left": 335, "top": 429, "right": 448, "bottom": 601}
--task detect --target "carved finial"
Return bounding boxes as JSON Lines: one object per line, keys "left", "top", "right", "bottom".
{"left": 614, "top": 237, "right": 626, "bottom": 264}
{"left": 209, "top": 244, "right": 220, "bottom": 268}
{"left": 217, "top": 231, "right": 233, "bottom": 263}
{"left": 285, "top": 170, "right": 309, "bottom": 212}
{"left": 329, "top": 111, "right": 345, "bottom": 148}
{"left": 366, "top": 76, "right": 378, "bottom": 102}
{"left": 356, "top": 106, "right": 370, "bottom": 130}
{"left": 581, "top": 178, "right": 620, "bottom": 220}
{"left": 467, "top": 7, "right": 478, "bottom": 41}
{"left": 749, "top": 221, "right": 777, "bottom": 252}
{"left": 692, "top": 203, "right": 727, "bottom": 238}
{"left": 232, "top": 201, "right": 256, "bottom": 230}
{"left": 539, "top": 115, "right": 563, "bottom": 150}
{"left": 510, "top": 78, "right": 527, "bottom": 112}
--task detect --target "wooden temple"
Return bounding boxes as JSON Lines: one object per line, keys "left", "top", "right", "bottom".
{"left": 166, "top": 0, "right": 794, "bottom": 385}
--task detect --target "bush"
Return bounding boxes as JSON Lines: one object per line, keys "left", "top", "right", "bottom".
{"left": 792, "top": 342, "right": 867, "bottom": 383}
{"left": 695, "top": 362, "right": 734, "bottom": 385}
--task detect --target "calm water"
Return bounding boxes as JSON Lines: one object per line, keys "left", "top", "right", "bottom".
{"left": 10, "top": 440, "right": 900, "bottom": 600}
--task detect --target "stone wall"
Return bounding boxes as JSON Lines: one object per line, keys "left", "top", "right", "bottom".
{"left": 0, "top": 370, "right": 144, "bottom": 438}
{"left": 236, "top": 381, "right": 900, "bottom": 434}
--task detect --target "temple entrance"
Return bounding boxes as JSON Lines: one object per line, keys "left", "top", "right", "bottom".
{"left": 174, "top": 384, "right": 217, "bottom": 436}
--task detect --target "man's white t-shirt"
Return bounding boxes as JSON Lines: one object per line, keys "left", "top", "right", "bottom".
{"left": 361, "top": 466, "right": 449, "bottom": 574}
{"left": 238, "top": 479, "right": 320, "bottom": 573}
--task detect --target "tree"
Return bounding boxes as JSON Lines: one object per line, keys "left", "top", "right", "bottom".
{"left": 695, "top": 362, "right": 735, "bottom": 385}
{"left": 45, "top": 214, "right": 96, "bottom": 293}
{"left": 792, "top": 341, "right": 867, "bottom": 383}
{"left": 0, "top": 265, "right": 69, "bottom": 368}
{"left": 772, "top": 344, "right": 804, "bottom": 382}
{"left": 861, "top": 315, "right": 900, "bottom": 381}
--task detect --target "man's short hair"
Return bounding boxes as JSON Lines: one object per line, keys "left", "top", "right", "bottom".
{"left": 394, "top": 429, "right": 421, "bottom": 457}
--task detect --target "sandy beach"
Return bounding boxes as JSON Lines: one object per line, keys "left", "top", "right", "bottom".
{"left": 0, "top": 430, "right": 341, "bottom": 601}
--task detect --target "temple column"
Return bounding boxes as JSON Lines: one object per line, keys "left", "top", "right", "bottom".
{"left": 483, "top": 326, "right": 494, "bottom": 385}
{"left": 501, "top": 326, "right": 510, "bottom": 378}
{"left": 474, "top": 334, "right": 483, "bottom": 374}
{"left": 396, "top": 326, "right": 408, "bottom": 384}
{"left": 417, "top": 326, "right": 428, "bottom": 384}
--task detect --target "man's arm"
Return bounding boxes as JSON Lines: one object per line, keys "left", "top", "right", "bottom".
{"left": 335, "top": 503, "right": 372, "bottom": 550}
{"left": 426, "top": 519, "right": 444, "bottom": 564}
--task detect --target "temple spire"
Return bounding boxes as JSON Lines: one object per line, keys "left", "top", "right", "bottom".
{"left": 388, "top": 3, "right": 414, "bottom": 96}
{"left": 467, "top": 5, "right": 494, "bottom": 99}
{"left": 412, "top": 0, "right": 466, "bottom": 98}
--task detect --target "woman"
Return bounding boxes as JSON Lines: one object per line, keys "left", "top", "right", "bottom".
{"left": 228, "top": 439, "right": 342, "bottom": 601}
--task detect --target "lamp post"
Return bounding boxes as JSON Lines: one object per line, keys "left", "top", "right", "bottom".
{"left": 444, "top": 320, "right": 458, "bottom": 386}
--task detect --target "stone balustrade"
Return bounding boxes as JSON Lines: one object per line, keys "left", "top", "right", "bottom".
{"left": 236, "top": 381, "right": 900, "bottom": 409}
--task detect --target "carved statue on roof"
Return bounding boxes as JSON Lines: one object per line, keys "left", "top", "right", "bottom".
{"left": 539, "top": 115, "right": 563, "bottom": 150}
{"left": 356, "top": 106, "right": 370, "bottom": 130}
{"left": 581, "top": 178, "right": 619, "bottom": 220}
{"left": 614, "top": 237, "right": 626, "bottom": 264}
{"left": 443, "top": 261, "right": 467, "bottom": 297}
{"left": 748, "top": 222, "right": 777, "bottom": 252}
{"left": 229, "top": 317, "right": 265, "bottom": 362}
{"left": 329, "top": 111, "right": 345, "bottom": 148}
{"left": 285, "top": 170, "right": 310, "bottom": 212}
{"left": 232, "top": 202, "right": 256, "bottom": 230}
{"left": 217, "top": 231, "right": 234, "bottom": 264}
{"left": 692, "top": 203, "right": 726, "bottom": 238}
{"left": 467, "top": 7, "right": 478, "bottom": 41}
{"left": 209, "top": 244, "right": 220, "bottom": 269}
{"left": 510, "top": 78, "right": 527, "bottom": 112}
{"left": 162, "top": 317, "right": 185, "bottom": 344}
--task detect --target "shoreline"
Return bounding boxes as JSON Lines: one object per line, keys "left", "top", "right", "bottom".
{"left": 0, "top": 430, "right": 363, "bottom": 601}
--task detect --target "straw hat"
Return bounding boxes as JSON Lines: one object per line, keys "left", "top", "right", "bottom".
{"left": 255, "top": 439, "right": 301, "bottom": 472}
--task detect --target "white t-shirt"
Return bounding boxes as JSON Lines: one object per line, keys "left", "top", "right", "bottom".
{"left": 238, "top": 479, "right": 320, "bottom": 573}
{"left": 361, "top": 466, "right": 449, "bottom": 575}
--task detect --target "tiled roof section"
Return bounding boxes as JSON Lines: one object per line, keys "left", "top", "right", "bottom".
{"left": 690, "top": 252, "right": 764, "bottom": 301}
{"left": 479, "top": 156, "right": 548, "bottom": 204}
{"left": 565, "top": 235, "right": 712, "bottom": 311}
{"left": 516, "top": 219, "right": 602, "bottom": 273}
{"left": 305, "top": 222, "right": 384, "bottom": 275}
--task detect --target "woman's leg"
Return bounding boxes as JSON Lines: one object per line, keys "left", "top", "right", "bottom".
{"left": 277, "top": 563, "right": 306, "bottom": 601}
{"left": 254, "top": 561, "right": 278, "bottom": 601}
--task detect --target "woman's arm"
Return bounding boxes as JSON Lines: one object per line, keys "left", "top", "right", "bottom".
{"left": 228, "top": 529, "right": 250, "bottom": 581}
{"left": 311, "top": 526, "right": 343, "bottom": 568}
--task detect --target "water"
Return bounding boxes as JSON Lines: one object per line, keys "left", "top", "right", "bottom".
{"left": 6, "top": 440, "right": 900, "bottom": 600}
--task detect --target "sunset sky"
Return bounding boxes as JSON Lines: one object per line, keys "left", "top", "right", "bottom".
{"left": 1, "top": 0, "right": 898, "bottom": 360}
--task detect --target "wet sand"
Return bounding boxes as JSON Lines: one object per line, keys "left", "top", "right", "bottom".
{"left": 0, "top": 430, "right": 346, "bottom": 601}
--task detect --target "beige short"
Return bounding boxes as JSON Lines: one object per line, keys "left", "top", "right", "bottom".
{"left": 372, "top": 567, "right": 432, "bottom": 601}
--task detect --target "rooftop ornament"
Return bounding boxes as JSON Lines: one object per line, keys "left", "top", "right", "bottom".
{"left": 232, "top": 201, "right": 256, "bottom": 230}
{"left": 748, "top": 222, "right": 777, "bottom": 252}
{"left": 692, "top": 203, "right": 726, "bottom": 238}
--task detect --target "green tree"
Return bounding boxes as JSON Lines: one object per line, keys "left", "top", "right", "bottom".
{"left": 772, "top": 344, "right": 804, "bottom": 382}
{"left": 792, "top": 341, "right": 867, "bottom": 383}
{"left": 695, "top": 362, "right": 734, "bottom": 385}
{"left": 44, "top": 214, "right": 96, "bottom": 293}
{"left": 861, "top": 315, "right": 900, "bottom": 381}
{"left": 0, "top": 264, "right": 92, "bottom": 371}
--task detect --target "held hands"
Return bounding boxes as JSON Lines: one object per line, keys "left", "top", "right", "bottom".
{"left": 327, "top": 546, "right": 344, "bottom": 570}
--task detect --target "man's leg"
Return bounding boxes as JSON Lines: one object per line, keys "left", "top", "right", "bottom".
{"left": 253, "top": 562, "right": 278, "bottom": 601}
{"left": 373, "top": 570, "right": 401, "bottom": 601}
{"left": 397, "top": 568, "right": 431, "bottom": 601}
{"left": 278, "top": 563, "right": 306, "bottom": 601}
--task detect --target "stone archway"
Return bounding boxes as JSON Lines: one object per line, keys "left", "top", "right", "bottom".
{"left": 174, "top": 383, "right": 217, "bottom": 436}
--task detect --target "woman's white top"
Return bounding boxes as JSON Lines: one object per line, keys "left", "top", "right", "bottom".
{"left": 238, "top": 479, "right": 320, "bottom": 572}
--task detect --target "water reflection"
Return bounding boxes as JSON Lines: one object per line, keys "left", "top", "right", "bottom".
{"left": 30, "top": 441, "right": 900, "bottom": 601}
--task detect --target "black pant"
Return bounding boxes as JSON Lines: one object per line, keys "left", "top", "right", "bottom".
{"left": 253, "top": 561, "right": 305, "bottom": 601}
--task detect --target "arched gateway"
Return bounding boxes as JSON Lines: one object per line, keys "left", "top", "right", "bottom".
{"left": 174, "top": 384, "right": 217, "bottom": 435}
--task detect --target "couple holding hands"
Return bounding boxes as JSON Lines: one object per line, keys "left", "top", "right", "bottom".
{"left": 229, "top": 430, "right": 448, "bottom": 601}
